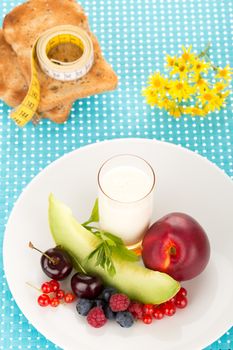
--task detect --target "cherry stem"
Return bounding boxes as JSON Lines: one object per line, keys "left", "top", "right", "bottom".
{"left": 29, "top": 241, "right": 58, "bottom": 265}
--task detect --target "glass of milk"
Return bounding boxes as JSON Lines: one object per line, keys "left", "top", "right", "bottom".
{"left": 98, "top": 154, "right": 155, "bottom": 247}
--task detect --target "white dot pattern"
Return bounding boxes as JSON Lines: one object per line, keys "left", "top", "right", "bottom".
{"left": 0, "top": 0, "right": 233, "bottom": 349}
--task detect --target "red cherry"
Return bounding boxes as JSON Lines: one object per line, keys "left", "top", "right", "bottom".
{"left": 50, "top": 297, "right": 60, "bottom": 307}
{"left": 143, "top": 304, "right": 154, "bottom": 315}
{"left": 64, "top": 292, "right": 76, "bottom": 303}
{"left": 56, "top": 289, "right": 65, "bottom": 300}
{"left": 38, "top": 294, "right": 50, "bottom": 307}
{"left": 49, "top": 280, "right": 60, "bottom": 292}
{"left": 41, "top": 282, "right": 52, "bottom": 294}
{"left": 143, "top": 315, "right": 153, "bottom": 324}
{"left": 153, "top": 307, "right": 164, "bottom": 320}
{"left": 164, "top": 302, "right": 176, "bottom": 316}
{"left": 177, "top": 287, "right": 187, "bottom": 297}
{"left": 175, "top": 295, "right": 188, "bottom": 309}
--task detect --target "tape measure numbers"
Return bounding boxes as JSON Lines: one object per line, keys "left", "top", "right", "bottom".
{"left": 10, "top": 47, "right": 40, "bottom": 127}
{"left": 10, "top": 25, "right": 94, "bottom": 127}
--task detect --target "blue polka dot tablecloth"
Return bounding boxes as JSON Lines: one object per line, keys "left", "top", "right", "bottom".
{"left": 0, "top": 0, "right": 232, "bottom": 349}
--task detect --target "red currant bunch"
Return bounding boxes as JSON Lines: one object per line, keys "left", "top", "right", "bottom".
{"left": 139, "top": 287, "right": 188, "bottom": 325}
{"left": 37, "top": 279, "right": 76, "bottom": 307}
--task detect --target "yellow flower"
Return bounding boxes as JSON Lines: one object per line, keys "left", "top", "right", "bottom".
{"left": 181, "top": 46, "right": 196, "bottom": 63}
{"left": 148, "top": 72, "right": 165, "bottom": 90}
{"left": 148, "top": 73, "right": 171, "bottom": 98}
{"left": 184, "top": 106, "right": 206, "bottom": 117}
{"left": 213, "top": 81, "right": 228, "bottom": 93}
{"left": 166, "top": 55, "right": 178, "bottom": 68}
{"left": 142, "top": 45, "right": 232, "bottom": 119}
{"left": 219, "top": 90, "right": 230, "bottom": 99}
{"left": 170, "top": 58, "right": 189, "bottom": 79}
{"left": 217, "top": 91, "right": 230, "bottom": 107}
{"left": 215, "top": 65, "right": 233, "bottom": 82}
{"left": 142, "top": 87, "right": 158, "bottom": 106}
{"left": 202, "top": 105, "right": 211, "bottom": 115}
{"left": 158, "top": 97, "right": 183, "bottom": 117}
{"left": 158, "top": 97, "right": 171, "bottom": 109}
{"left": 169, "top": 80, "right": 194, "bottom": 102}
{"left": 194, "top": 77, "right": 209, "bottom": 92}
{"left": 160, "top": 78, "right": 172, "bottom": 97}
{"left": 192, "top": 59, "right": 210, "bottom": 76}
{"left": 198, "top": 90, "right": 223, "bottom": 111}
{"left": 167, "top": 102, "right": 183, "bottom": 118}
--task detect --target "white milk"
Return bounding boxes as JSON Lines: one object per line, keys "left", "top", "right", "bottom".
{"left": 98, "top": 165, "right": 154, "bottom": 245}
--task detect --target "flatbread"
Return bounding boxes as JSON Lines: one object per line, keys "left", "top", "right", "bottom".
{"left": 3, "top": 0, "right": 118, "bottom": 112}
{"left": 0, "top": 29, "right": 72, "bottom": 122}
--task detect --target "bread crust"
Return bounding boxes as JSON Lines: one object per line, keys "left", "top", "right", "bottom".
{"left": 0, "top": 29, "right": 28, "bottom": 107}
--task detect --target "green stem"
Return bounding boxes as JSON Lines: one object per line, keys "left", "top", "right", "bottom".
{"left": 198, "top": 42, "right": 218, "bottom": 71}
{"left": 84, "top": 225, "right": 99, "bottom": 230}
{"left": 82, "top": 219, "right": 93, "bottom": 226}
{"left": 198, "top": 42, "right": 211, "bottom": 58}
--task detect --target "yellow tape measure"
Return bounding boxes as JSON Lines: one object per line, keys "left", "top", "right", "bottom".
{"left": 10, "top": 25, "right": 94, "bottom": 127}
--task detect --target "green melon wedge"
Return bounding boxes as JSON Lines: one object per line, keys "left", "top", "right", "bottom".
{"left": 48, "top": 194, "right": 180, "bottom": 304}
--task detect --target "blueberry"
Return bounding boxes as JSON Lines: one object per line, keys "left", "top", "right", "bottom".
{"left": 103, "top": 305, "right": 116, "bottom": 320}
{"left": 101, "top": 287, "right": 117, "bottom": 302}
{"left": 95, "top": 299, "right": 107, "bottom": 308}
{"left": 116, "top": 311, "right": 134, "bottom": 328}
{"left": 76, "top": 298, "right": 94, "bottom": 316}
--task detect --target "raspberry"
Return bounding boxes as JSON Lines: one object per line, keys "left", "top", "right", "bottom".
{"left": 109, "top": 293, "right": 130, "bottom": 312}
{"left": 86, "top": 307, "right": 107, "bottom": 328}
{"left": 128, "top": 301, "right": 143, "bottom": 319}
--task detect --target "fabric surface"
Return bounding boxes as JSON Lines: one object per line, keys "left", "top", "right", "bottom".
{"left": 0, "top": 0, "right": 232, "bottom": 349}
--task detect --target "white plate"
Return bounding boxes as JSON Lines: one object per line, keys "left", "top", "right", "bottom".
{"left": 3, "top": 138, "right": 233, "bottom": 350}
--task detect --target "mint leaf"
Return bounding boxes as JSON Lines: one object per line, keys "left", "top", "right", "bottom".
{"left": 107, "top": 259, "right": 116, "bottom": 277}
{"left": 82, "top": 199, "right": 139, "bottom": 277}
{"left": 84, "top": 226, "right": 95, "bottom": 233}
{"left": 82, "top": 199, "right": 99, "bottom": 226}
{"left": 84, "top": 241, "right": 117, "bottom": 276}
{"left": 101, "top": 231, "right": 124, "bottom": 246}
{"left": 103, "top": 241, "right": 112, "bottom": 256}
{"left": 113, "top": 245, "right": 139, "bottom": 262}
{"left": 97, "top": 231, "right": 117, "bottom": 246}
{"left": 96, "top": 244, "right": 105, "bottom": 266}
{"left": 89, "top": 199, "right": 99, "bottom": 223}
{"left": 83, "top": 245, "right": 100, "bottom": 265}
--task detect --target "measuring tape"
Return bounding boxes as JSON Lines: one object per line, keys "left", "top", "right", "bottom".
{"left": 10, "top": 25, "right": 94, "bottom": 127}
